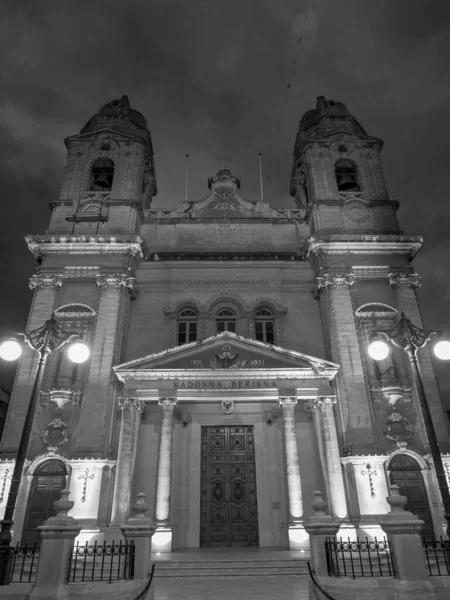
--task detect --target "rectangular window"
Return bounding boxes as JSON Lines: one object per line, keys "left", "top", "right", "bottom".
{"left": 178, "top": 321, "right": 197, "bottom": 345}
{"left": 255, "top": 320, "right": 275, "bottom": 344}
{"left": 217, "top": 320, "right": 236, "bottom": 333}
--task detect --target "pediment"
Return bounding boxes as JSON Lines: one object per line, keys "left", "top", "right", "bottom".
{"left": 114, "top": 332, "right": 339, "bottom": 376}
{"left": 177, "top": 191, "right": 274, "bottom": 219}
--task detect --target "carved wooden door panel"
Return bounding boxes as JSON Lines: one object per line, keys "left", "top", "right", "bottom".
{"left": 200, "top": 426, "right": 258, "bottom": 546}
{"left": 22, "top": 461, "right": 67, "bottom": 544}
{"left": 389, "top": 454, "right": 434, "bottom": 538}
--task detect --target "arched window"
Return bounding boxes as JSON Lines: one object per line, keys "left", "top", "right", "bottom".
{"left": 90, "top": 158, "right": 115, "bottom": 191}
{"left": 177, "top": 308, "right": 198, "bottom": 345}
{"left": 335, "top": 159, "right": 360, "bottom": 192}
{"left": 254, "top": 307, "right": 275, "bottom": 344}
{"left": 216, "top": 308, "right": 236, "bottom": 333}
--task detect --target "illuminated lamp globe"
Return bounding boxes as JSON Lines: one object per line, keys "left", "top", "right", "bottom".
{"left": 368, "top": 338, "right": 390, "bottom": 361}
{"left": 0, "top": 339, "right": 22, "bottom": 361}
{"left": 66, "top": 341, "right": 90, "bottom": 364}
{"left": 433, "top": 338, "right": 450, "bottom": 361}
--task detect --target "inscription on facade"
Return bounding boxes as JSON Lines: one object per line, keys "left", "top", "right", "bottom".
{"left": 174, "top": 379, "right": 277, "bottom": 390}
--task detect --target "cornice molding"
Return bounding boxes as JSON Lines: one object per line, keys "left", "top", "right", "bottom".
{"left": 26, "top": 234, "right": 145, "bottom": 258}
{"left": 304, "top": 234, "right": 423, "bottom": 258}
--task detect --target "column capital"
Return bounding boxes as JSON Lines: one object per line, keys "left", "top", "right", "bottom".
{"left": 315, "top": 272, "right": 355, "bottom": 294}
{"left": 118, "top": 397, "right": 145, "bottom": 413}
{"left": 158, "top": 397, "right": 178, "bottom": 409}
{"left": 279, "top": 396, "right": 298, "bottom": 408}
{"left": 309, "top": 396, "right": 337, "bottom": 410}
{"left": 388, "top": 272, "right": 422, "bottom": 289}
{"left": 96, "top": 272, "right": 136, "bottom": 291}
{"left": 29, "top": 273, "right": 64, "bottom": 290}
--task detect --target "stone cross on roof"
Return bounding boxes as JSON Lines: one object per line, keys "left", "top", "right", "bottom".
{"left": 217, "top": 153, "right": 232, "bottom": 170}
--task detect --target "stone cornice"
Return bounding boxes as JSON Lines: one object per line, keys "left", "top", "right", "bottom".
{"left": 304, "top": 234, "right": 423, "bottom": 258}
{"left": 26, "top": 234, "right": 145, "bottom": 258}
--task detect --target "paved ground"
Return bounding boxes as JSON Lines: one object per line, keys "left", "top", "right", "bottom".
{"left": 154, "top": 575, "right": 310, "bottom": 599}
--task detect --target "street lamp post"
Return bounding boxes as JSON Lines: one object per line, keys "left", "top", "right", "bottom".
{"left": 368, "top": 312, "right": 450, "bottom": 537}
{"left": 0, "top": 315, "right": 89, "bottom": 584}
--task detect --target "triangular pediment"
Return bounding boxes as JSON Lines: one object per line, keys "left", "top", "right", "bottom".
{"left": 114, "top": 332, "right": 339, "bottom": 376}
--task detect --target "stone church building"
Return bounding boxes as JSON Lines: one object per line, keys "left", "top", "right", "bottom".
{"left": 1, "top": 95, "right": 449, "bottom": 552}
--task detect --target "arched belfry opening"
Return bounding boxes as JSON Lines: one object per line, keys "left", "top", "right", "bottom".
{"left": 334, "top": 158, "right": 360, "bottom": 192}
{"left": 90, "top": 157, "right": 115, "bottom": 191}
{"left": 22, "top": 460, "right": 67, "bottom": 544}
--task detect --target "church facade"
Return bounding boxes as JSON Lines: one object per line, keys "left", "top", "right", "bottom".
{"left": 1, "top": 95, "right": 449, "bottom": 551}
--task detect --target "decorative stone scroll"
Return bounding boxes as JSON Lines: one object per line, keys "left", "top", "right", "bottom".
{"left": 388, "top": 272, "right": 422, "bottom": 289}
{"left": 118, "top": 397, "right": 145, "bottom": 413}
{"left": 29, "top": 273, "right": 64, "bottom": 290}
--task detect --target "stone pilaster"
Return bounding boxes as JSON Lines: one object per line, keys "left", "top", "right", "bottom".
{"left": 310, "top": 396, "right": 348, "bottom": 519}
{"left": 0, "top": 275, "right": 61, "bottom": 453}
{"left": 110, "top": 398, "right": 144, "bottom": 525}
{"left": 279, "top": 397, "right": 303, "bottom": 520}
{"left": 389, "top": 272, "right": 450, "bottom": 449}
{"left": 315, "top": 273, "right": 375, "bottom": 450}
{"left": 76, "top": 273, "right": 135, "bottom": 452}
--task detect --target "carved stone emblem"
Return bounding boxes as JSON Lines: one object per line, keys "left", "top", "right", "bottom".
{"left": 344, "top": 199, "right": 370, "bottom": 223}
{"left": 221, "top": 400, "right": 234, "bottom": 414}
{"left": 41, "top": 417, "right": 69, "bottom": 450}
{"left": 384, "top": 410, "right": 413, "bottom": 447}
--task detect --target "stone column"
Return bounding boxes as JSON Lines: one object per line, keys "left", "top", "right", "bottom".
{"left": 30, "top": 489, "right": 81, "bottom": 600}
{"left": 121, "top": 493, "right": 156, "bottom": 600}
{"left": 153, "top": 397, "right": 177, "bottom": 553}
{"left": 310, "top": 396, "right": 348, "bottom": 519}
{"left": 110, "top": 398, "right": 144, "bottom": 526}
{"left": 279, "top": 396, "right": 303, "bottom": 520}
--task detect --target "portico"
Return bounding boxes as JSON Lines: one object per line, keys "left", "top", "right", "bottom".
{"left": 112, "top": 331, "right": 343, "bottom": 551}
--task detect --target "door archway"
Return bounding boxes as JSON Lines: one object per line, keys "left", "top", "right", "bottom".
{"left": 22, "top": 459, "right": 67, "bottom": 544}
{"left": 388, "top": 453, "right": 434, "bottom": 537}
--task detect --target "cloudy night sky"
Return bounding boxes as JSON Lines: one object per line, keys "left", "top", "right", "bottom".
{"left": 0, "top": 0, "right": 449, "bottom": 393}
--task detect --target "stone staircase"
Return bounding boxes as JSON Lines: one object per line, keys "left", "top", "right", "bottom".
{"left": 152, "top": 551, "right": 310, "bottom": 578}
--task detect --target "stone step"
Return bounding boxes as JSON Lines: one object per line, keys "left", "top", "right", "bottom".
{"left": 153, "top": 560, "right": 309, "bottom": 577}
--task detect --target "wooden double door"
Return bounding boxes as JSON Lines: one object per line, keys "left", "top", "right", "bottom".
{"left": 200, "top": 426, "right": 259, "bottom": 546}
{"left": 22, "top": 460, "right": 67, "bottom": 544}
{"left": 389, "top": 454, "right": 434, "bottom": 538}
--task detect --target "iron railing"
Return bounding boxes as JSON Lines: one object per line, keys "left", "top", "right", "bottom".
{"left": 307, "top": 562, "right": 337, "bottom": 600}
{"left": 133, "top": 564, "right": 156, "bottom": 600}
{"left": 423, "top": 537, "right": 450, "bottom": 576}
{"left": 6, "top": 542, "right": 39, "bottom": 583}
{"left": 67, "top": 540, "right": 135, "bottom": 583}
{"left": 325, "top": 537, "right": 395, "bottom": 578}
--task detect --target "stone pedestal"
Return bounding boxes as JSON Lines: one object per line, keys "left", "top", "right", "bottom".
{"left": 121, "top": 493, "right": 156, "bottom": 599}
{"left": 304, "top": 491, "right": 341, "bottom": 577}
{"left": 379, "top": 485, "right": 430, "bottom": 586}
{"left": 30, "top": 489, "right": 81, "bottom": 600}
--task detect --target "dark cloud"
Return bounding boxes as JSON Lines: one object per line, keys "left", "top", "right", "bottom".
{"left": 0, "top": 0, "right": 449, "bottom": 393}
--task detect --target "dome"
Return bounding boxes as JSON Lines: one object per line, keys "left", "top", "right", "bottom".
{"left": 298, "top": 96, "right": 366, "bottom": 135}
{"left": 81, "top": 95, "right": 149, "bottom": 135}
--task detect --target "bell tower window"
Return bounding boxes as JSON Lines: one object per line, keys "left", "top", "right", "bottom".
{"left": 90, "top": 158, "right": 115, "bottom": 191}
{"left": 177, "top": 308, "right": 198, "bottom": 345}
{"left": 216, "top": 308, "right": 236, "bottom": 333}
{"left": 254, "top": 307, "right": 275, "bottom": 344}
{"left": 335, "top": 158, "right": 360, "bottom": 192}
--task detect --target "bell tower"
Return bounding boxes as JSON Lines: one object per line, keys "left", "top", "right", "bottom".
{"left": 48, "top": 95, "right": 157, "bottom": 235}
{"left": 290, "top": 95, "right": 399, "bottom": 235}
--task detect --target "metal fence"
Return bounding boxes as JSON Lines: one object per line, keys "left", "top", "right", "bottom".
{"left": 7, "top": 542, "right": 39, "bottom": 583}
{"left": 325, "top": 537, "right": 395, "bottom": 578}
{"left": 423, "top": 537, "right": 450, "bottom": 576}
{"left": 67, "top": 540, "right": 135, "bottom": 583}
